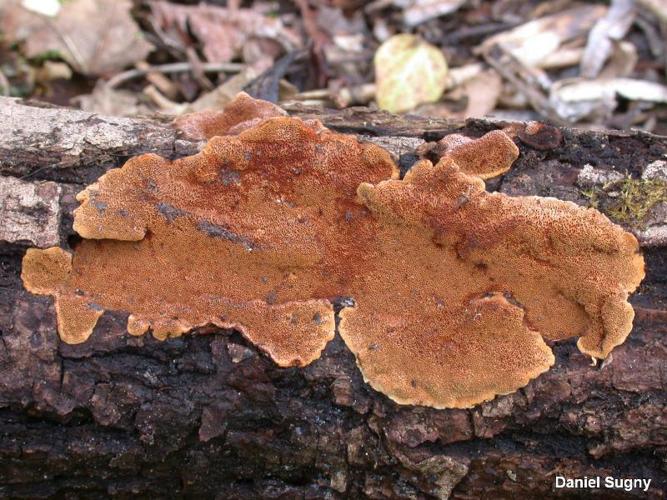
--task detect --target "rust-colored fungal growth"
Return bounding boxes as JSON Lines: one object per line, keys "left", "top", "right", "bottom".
{"left": 429, "top": 130, "right": 520, "bottom": 179}
{"left": 173, "top": 91, "right": 286, "bottom": 140}
{"left": 22, "top": 94, "right": 644, "bottom": 408}
{"left": 22, "top": 247, "right": 103, "bottom": 344}
{"left": 24, "top": 113, "right": 397, "bottom": 366}
{"left": 354, "top": 157, "right": 644, "bottom": 363}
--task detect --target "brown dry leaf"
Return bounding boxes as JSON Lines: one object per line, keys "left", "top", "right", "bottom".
{"left": 478, "top": 5, "right": 607, "bottom": 67}
{"left": 316, "top": 5, "right": 367, "bottom": 77}
{"left": 149, "top": 1, "right": 300, "bottom": 64}
{"left": 74, "top": 83, "right": 150, "bottom": 117}
{"left": 461, "top": 69, "right": 503, "bottom": 118}
{"left": 414, "top": 65, "right": 503, "bottom": 119}
{"left": 188, "top": 60, "right": 273, "bottom": 112}
{"left": 417, "top": 69, "right": 502, "bottom": 119}
{"left": 0, "top": 0, "right": 153, "bottom": 76}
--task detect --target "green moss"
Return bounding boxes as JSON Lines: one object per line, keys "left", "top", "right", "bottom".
{"left": 580, "top": 188, "right": 600, "bottom": 209}
{"left": 29, "top": 50, "right": 64, "bottom": 64}
{"left": 582, "top": 177, "right": 667, "bottom": 228}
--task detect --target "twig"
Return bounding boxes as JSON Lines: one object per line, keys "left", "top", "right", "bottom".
{"left": 292, "top": 0, "right": 330, "bottom": 86}
{"left": 142, "top": 85, "right": 186, "bottom": 115}
{"left": 483, "top": 44, "right": 567, "bottom": 125}
{"left": 144, "top": 16, "right": 187, "bottom": 58}
{"left": 185, "top": 47, "right": 214, "bottom": 91}
{"left": 135, "top": 61, "right": 179, "bottom": 100}
{"left": 105, "top": 62, "right": 244, "bottom": 89}
{"left": 286, "top": 84, "right": 377, "bottom": 108}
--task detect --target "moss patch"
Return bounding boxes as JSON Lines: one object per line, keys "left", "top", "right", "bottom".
{"left": 582, "top": 177, "right": 667, "bottom": 228}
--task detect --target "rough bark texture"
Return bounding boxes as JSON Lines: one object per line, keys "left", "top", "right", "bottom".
{"left": 0, "top": 97, "right": 665, "bottom": 499}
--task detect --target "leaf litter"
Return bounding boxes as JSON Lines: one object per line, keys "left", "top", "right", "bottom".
{"left": 1, "top": 0, "right": 665, "bottom": 132}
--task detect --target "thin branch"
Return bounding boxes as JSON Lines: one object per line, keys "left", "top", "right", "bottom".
{"left": 105, "top": 62, "right": 245, "bottom": 89}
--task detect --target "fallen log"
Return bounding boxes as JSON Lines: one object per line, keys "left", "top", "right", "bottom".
{"left": 0, "top": 97, "right": 665, "bottom": 498}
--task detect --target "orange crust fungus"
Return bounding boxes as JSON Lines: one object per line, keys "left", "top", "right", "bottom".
{"left": 22, "top": 94, "right": 644, "bottom": 408}
{"left": 428, "top": 130, "right": 520, "bottom": 179}
{"left": 172, "top": 92, "right": 286, "bottom": 141}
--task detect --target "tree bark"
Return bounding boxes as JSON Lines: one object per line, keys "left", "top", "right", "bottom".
{"left": 0, "top": 97, "right": 665, "bottom": 499}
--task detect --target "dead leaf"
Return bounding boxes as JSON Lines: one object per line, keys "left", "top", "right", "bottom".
{"left": 316, "top": 5, "right": 366, "bottom": 65}
{"left": 374, "top": 34, "right": 448, "bottom": 113}
{"left": 550, "top": 78, "right": 667, "bottom": 122}
{"left": 74, "top": 83, "right": 150, "bottom": 117}
{"left": 580, "top": 0, "right": 636, "bottom": 79}
{"left": 21, "top": 0, "right": 60, "bottom": 17}
{"left": 0, "top": 0, "right": 153, "bottom": 76}
{"left": 445, "top": 63, "right": 484, "bottom": 89}
{"left": 149, "top": 2, "right": 300, "bottom": 64}
{"left": 599, "top": 41, "right": 638, "bottom": 79}
{"left": 538, "top": 47, "right": 584, "bottom": 69}
{"left": 478, "top": 5, "right": 606, "bottom": 67}
{"left": 415, "top": 69, "right": 502, "bottom": 119}
{"left": 393, "top": 0, "right": 467, "bottom": 27}
{"left": 458, "top": 69, "right": 503, "bottom": 118}
{"left": 638, "top": 0, "right": 667, "bottom": 23}
{"left": 188, "top": 61, "right": 273, "bottom": 112}
{"left": 35, "top": 61, "right": 72, "bottom": 83}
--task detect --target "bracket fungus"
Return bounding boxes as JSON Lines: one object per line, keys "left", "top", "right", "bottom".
{"left": 22, "top": 94, "right": 644, "bottom": 409}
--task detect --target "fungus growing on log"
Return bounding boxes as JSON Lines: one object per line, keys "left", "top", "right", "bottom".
{"left": 173, "top": 91, "right": 286, "bottom": 140}
{"left": 21, "top": 94, "right": 644, "bottom": 408}
{"left": 432, "top": 130, "right": 519, "bottom": 179}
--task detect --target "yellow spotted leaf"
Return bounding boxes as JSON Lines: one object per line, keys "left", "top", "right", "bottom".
{"left": 374, "top": 34, "right": 448, "bottom": 113}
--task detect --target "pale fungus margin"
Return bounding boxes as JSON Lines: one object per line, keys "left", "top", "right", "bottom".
{"left": 173, "top": 91, "right": 286, "bottom": 140}
{"left": 21, "top": 94, "right": 644, "bottom": 408}
{"left": 435, "top": 130, "right": 519, "bottom": 179}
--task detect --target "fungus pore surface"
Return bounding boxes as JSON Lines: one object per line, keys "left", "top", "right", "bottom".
{"left": 21, "top": 94, "right": 644, "bottom": 408}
